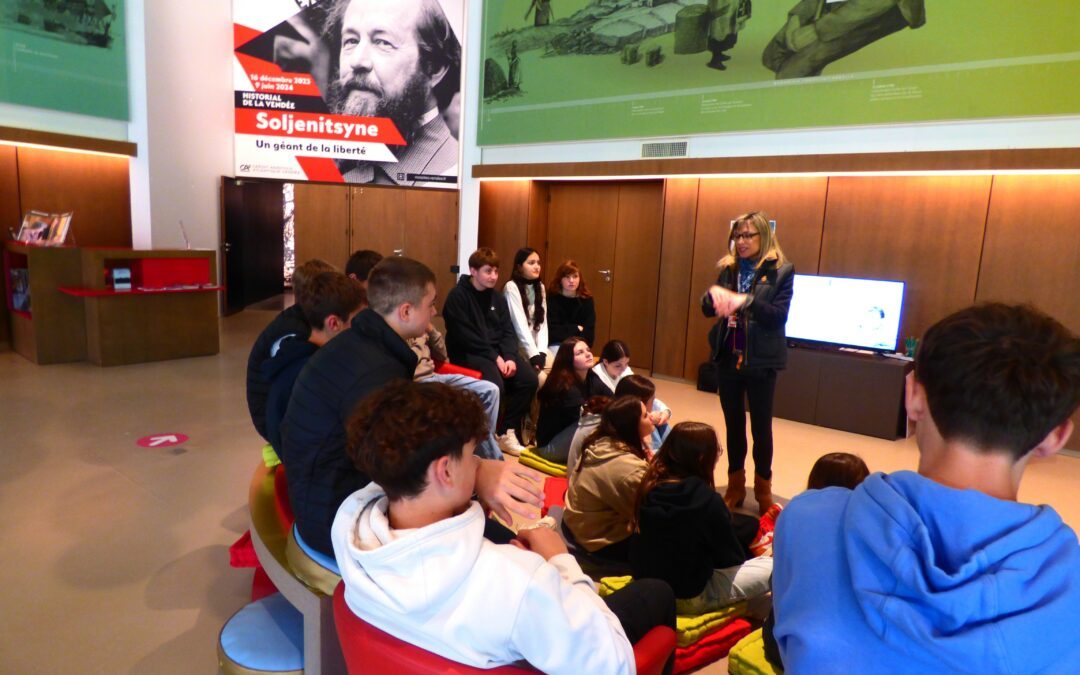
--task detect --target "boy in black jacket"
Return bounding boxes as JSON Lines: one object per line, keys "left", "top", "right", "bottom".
{"left": 281, "top": 256, "right": 544, "bottom": 556}
{"left": 246, "top": 258, "right": 335, "bottom": 441}
{"left": 262, "top": 271, "right": 366, "bottom": 458}
{"left": 442, "top": 248, "right": 538, "bottom": 456}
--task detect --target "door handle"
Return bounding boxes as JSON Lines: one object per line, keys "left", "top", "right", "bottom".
{"left": 393, "top": 248, "right": 405, "bottom": 256}
{"left": 598, "top": 269, "right": 612, "bottom": 282}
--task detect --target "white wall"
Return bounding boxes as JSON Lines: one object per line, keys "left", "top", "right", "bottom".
{"left": 138, "top": 0, "right": 234, "bottom": 252}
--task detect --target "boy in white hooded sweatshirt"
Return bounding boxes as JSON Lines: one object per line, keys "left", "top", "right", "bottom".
{"left": 332, "top": 380, "right": 676, "bottom": 674}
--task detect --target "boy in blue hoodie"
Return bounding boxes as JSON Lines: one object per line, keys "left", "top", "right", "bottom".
{"left": 772, "top": 303, "right": 1079, "bottom": 674}
{"left": 263, "top": 271, "right": 366, "bottom": 457}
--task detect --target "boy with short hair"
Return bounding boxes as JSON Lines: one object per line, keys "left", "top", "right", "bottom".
{"left": 262, "top": 271, "right": 366, "bottom": 456}
{"left": 772, "top": 303, "right": 1080, "bottom": 673}
{"left": 443, "top": 248, "right": 538, "bottom": 455}
{"left": 282, "top": 256, "right": 543, "bottom": 556}
{"left": 345, "top": 249, "right": 383, "bottom": 289}
{"left": 246, "top": 258, "right": 336, "bottom": 441}
{"left": 332, "top": 380, "right": 676, "bottom": 674}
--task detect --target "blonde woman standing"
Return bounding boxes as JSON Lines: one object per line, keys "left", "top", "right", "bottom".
{"left": 702, "top": 212, "right": 794, "bottom": 515}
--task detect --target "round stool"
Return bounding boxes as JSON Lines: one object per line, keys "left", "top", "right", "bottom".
{"left": 218, "top": 593, "right": 303, "bottom": 675}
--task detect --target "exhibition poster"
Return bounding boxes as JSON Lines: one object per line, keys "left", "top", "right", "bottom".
{"left": 478, "top": 0, "right": 1080, "bottom": 145}
{"left": 233, "top": 0, "right": 463, "bottom": 188}
{"left": 0, "top": 0, "right": 127, "bottom": 120}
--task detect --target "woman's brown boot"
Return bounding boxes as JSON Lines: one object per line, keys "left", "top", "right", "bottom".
{"left": 754, "top": 474, "right": 774, "bottom": 516}
{"left": 724, "top": 470, "right": 746, "bottom": 510}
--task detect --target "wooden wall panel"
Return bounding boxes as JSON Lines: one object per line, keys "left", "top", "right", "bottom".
{"left": 976, "top": 174, "right": 1080, "bottom": 334}
{"left": 819, "top": 176, "right": 992, "bottom": 342}
{"left": 478, "top": 181, "right": 530, "bottom": 277}
{"left": 404, "top": 189, "right": 459, "bottom": 308}
{"left": 547, "top": 183, "right": 620, "bottom": 351}
{"left": 527, "top": 182, "right": 550, "bottom": 265}
{"left": 975, "top": 174, "right": 1080, "bottom": 451}
{"left": 294, "top": 182, "right": 350, "bottom": 270}
{"left": 683, "top": 177, "right": 829, "bottom": 380}
{"left": 16, "top": 146, "right": 131, "bottom": 247}
{"left": 0, "top": 145, "right": 19, "bottom": 347}
{"left": 610, "top": 182, "right": 664, "bottom": 372}
{"left": 652, "top": 178, "right": 698, "bottom": 377}
{"left": 351, "top": 185, "right": 407, "bottom": 258}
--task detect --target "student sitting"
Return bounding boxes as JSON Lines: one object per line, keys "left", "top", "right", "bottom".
{"left": 759, "top": 451, "right": 872, "bottom": 670}
{"left": 615, "top": 375, "right": 673, "bottom": 453}
{"left": 807, "top": 452, "right": 870, "bottom": 490}
{"left": 564, "top": 396, "right": 655, "bottom": 561}
{"left": 263, "top": 272, "right": 366, "bottom": 457}
{"left": 630, "top": 422, "right": 773, "bottom": 617}
{"left": 772, "top": 303, "right": 1080, "bottom": 673}
{"left": 246, "top": 258, "right": 335, "bottom": 442}
{"left": 409, "top": 322, "right": 503, "bottom": 460}
{"left": 547, "top": 260, "right": 596, "bottom": 349}
{"left": 504, "top": 247, "right": 551, "bottom": 377}
{"left": 282, "top": 256, "right": 543, "bottom": 556}
{"left": 534, "top": 338, "right": 602, "bottom": 464}
{"left": 443, "top": 248, "right": 539, "bottom": 456}
{"left": 591, "top": 339, "right": 633, "bottom": 397}
{"left": 332, "top": 380, "right": 677, "bottom": 675}
{"left": 344, "top": 249, "right": 383, "bottom": 290}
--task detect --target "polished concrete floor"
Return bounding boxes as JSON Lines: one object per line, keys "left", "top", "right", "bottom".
{"left": 1, "top": 309, "right": 1077, "bottom": 674}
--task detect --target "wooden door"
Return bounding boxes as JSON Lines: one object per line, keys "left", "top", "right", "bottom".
{"left": 294, "top": 182, "right": 350, "bottom": 270}
{"left": 547, "top": 183, "right": 619, "bottom": 351}
{"left": 404, "top": 189, "right": 459, "bottom": 308}
{"left": 350, "top": 185, "right": 406, "bottom": 259}
{"left": 609, "top": 182, "right": 664, "bottom": 371}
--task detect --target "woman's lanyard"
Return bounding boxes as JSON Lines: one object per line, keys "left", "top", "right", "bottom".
{"left": 728, "top": 264, "right": 756, "bottom": 369}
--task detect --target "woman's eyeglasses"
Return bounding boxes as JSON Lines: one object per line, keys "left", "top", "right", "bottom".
{"left": 732, "top": 232, "right": 760, "bottom": 242}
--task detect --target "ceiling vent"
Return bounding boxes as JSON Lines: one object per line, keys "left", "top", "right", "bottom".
{"left": 641, "top": 140, "right": 688, "bottom": 159}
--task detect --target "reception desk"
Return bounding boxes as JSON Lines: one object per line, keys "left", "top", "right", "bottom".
{"left": 4, "top": 243, "right": 220, "bottom": 366}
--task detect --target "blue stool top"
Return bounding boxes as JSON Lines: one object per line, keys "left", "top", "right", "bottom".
{"left": 220, "top": 593, "right": 303, "bottom": 672}
{"left": 293, "top": 523, "right": 341, "bottom": 575}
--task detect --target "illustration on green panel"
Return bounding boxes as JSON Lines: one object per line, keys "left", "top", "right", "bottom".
{"left": 0, "top": 0, "right": 128, "bottom": 120}
{"left": 762, "top": 0, "right": 925, "bottom": 79}
{"left": 478, "top": 0, "right": 1080, "bottom": 145}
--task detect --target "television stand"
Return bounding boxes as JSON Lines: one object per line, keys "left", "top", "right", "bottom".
{"left": 774, "top": 345, "right": 911, "bottom": 440}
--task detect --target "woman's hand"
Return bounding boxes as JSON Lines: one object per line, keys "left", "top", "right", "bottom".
{"left": 474, "top": 459, "right": 544, "bottom": 524}
{"left": 709, "top": 285, "right": 748, "bottom": 316}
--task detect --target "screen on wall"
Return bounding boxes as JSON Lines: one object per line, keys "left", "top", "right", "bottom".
{"left": 233, "top": 0, "right": 463, "bottom": 189}
{"left": 0, "top": 0, "right": 128, "bottom": 120}
{"left": 477, "top": 0, "right": 1080, "bottom": 146}
{"left": 786, "top": 274, "right": 905, "bottom": 352}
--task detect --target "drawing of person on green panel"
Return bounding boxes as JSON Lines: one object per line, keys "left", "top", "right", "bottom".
{"left": 525, "top": 0, "right": 554, "bottom": 27}
{"left": 707, "top": 0, "right": 752, "bottom": 70}
{"left": 763, "top": 0, "right": 926, "bottom": 79}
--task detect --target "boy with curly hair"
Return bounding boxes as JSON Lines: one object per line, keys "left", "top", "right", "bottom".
{"left": 332, "top": 380, "right": 676, "bottom": 674}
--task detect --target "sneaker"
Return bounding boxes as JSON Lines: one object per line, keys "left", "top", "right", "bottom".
{"left": 498, "top": 430, "right": 525, "bottom": 457}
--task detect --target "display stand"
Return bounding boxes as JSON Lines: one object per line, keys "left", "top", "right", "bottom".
{"left": 774, "top": 345, "right": 912, "bottom": 440}
{"left": 61, "top": 248, "right": 221, "bottom": 366}
{"left": 2, "top": 242, "right": 87, "bottom": 364}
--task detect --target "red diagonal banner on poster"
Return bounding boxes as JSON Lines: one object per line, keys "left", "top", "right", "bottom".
{"left": 235, "top": 109, "right": 406, "bottom": 146}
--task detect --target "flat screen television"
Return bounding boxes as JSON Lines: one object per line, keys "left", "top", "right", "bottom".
{"left": 786, "top": 274, "right": 905, "bottom": 352}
